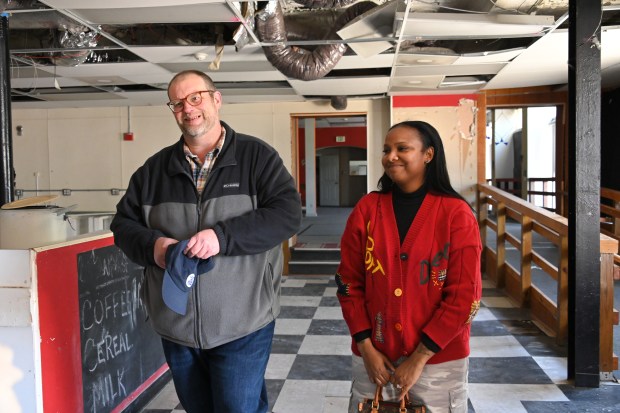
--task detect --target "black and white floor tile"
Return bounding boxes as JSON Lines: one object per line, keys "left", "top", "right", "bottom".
{"left": 141, "top": 276, "right": 620, "bottom": 413}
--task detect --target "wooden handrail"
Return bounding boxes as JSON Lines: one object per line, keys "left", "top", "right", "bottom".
{"left": 477, "top": 183, "right": 619, "bottom": 374}
{"left": 601, "top": 187, "right": 620, "bottom": 203}
{"left": 479, "top": 183, "right": 567, "bottom": 235}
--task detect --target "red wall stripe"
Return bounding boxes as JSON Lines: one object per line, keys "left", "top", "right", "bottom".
{"left": 392, "top": 94, "right": 478, "bottom": 108}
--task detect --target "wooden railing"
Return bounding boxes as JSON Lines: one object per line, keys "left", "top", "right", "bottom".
{"left": 486, "top": 177, "right": 557, "bottom": 212}
{"left": 477, "top": 183, "right": 619, "bottom": 374}
{"left": 601, "top": 187, "right": 620, "bottom": 279}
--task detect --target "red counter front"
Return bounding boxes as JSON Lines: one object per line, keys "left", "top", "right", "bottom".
{"left": 36, "top": 235, "right": 167, "bottom": 413}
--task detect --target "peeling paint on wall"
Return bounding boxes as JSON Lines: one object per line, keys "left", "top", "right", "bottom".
{"left": 392, "top": 97, "right": 478, "bottom": 202}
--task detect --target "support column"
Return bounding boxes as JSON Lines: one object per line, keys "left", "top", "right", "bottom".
{"left": 304, "top": 118, "right": 317, "bottom": 217}
{"left": 567, "top": 0, "right": 601, "bottom": 387}
{"left": 0, "top": 13, "right": 14, "bottom": 205}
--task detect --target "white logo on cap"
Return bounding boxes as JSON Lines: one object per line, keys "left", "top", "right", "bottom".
{"left": 186, "top": 273, "right": 195, "bottom": 288}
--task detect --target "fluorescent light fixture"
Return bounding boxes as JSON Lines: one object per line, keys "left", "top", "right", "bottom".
{"left": 439, "top": 76, "right": 487, "bottom": 88}
{"left": 395, "top": 53, "right": 459, "bottom": 66}
{"left": 394, "top": 13, "right": 555, "bottom": 39}
{"left": 391, "top": 75, "right": 445, "bottom": 89}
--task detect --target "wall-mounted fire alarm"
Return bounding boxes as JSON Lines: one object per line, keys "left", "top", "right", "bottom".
{"left": 123, "top": 132, "right": 134, "bottom": 141}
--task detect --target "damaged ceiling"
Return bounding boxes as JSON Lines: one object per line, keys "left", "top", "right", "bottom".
{"left": 4, "top": 0, "right": 620, "bottom": 109}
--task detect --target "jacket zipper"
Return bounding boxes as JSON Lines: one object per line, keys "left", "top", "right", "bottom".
{"left": 194, "top": 183, "right": 203, "bottom": 348}
{"left": 192, "top": 160, "right": 222, "bottom": 349}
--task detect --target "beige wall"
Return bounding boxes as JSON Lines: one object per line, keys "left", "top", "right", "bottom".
{"left": 11, "top": 97, "right": 477, "bottom": 212}
{"left": 11, "top": 98, "right": 391, "bottom": 212}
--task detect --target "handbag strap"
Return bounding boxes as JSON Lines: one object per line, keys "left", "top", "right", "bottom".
{"left": 372, "top": 385, "right": 408, "bottom": 412}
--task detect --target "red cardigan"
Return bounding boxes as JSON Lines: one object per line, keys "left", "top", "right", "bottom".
{"left": 336, "top": 191, "right": 482, "bottom": 364}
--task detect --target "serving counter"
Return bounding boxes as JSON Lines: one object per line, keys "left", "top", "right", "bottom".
{"left": 0, "top": 232, "right": 168, "bottom": 413}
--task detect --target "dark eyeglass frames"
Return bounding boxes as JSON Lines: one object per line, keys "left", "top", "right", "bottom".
{"left": 167, "top": 90, "right": 216, "bottom": 113}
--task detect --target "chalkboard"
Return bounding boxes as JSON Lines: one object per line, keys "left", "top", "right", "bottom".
{"left": 78, "top": 245, "right": 166, "bottom": 413}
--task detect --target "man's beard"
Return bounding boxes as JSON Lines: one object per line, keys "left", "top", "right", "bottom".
{"left": 181, "top": 123, "right": 206, "bottom": 138}
{"left": 179, "top": 115, "right": 212, "bottom": 139}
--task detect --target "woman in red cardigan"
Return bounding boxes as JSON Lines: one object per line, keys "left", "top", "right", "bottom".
{"left": 336, "top": 120, "right": 482, "bottom": 413}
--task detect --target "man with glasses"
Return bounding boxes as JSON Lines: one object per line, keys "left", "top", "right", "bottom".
{"left": 110, "top": 70, "right": 301, "bottom": 413}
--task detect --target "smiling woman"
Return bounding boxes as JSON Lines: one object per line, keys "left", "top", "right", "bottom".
{"left": 381, "top": 125, "right": 434, "bottom": 194}
{"left": 337, "top": 120, "right": 481, "bottom": 413}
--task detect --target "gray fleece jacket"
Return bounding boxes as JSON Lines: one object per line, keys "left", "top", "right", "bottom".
{"left": 110, "top": 122, "right": 301, "bottom": 348}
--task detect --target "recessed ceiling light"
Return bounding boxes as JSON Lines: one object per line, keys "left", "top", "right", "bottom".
{"left": 416, "top": 59, "right": 434, "bottom": 63}
{"left": 407, "top": 80, "right": 423, "bottom": 85}
{"left": 96, "top": 79, "right": 112, "bottom": 83}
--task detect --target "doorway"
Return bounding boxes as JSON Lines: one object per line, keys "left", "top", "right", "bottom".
{"left": 486, "top": 106, "right": 558, "bottom": 212}
{"left": 295, "top": 115, "right": 368, "bottom": 211}
{"left": 319, "top": 153, "right": 339, "bottom": 206}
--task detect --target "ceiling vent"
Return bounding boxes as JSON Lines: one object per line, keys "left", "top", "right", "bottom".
{"left": 255, "top": 0, "right": 378, "bottom": 81}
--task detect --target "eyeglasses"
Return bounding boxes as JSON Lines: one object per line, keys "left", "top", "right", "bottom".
{"left": 167, "top": 90, "right": 215, "bottom": 113}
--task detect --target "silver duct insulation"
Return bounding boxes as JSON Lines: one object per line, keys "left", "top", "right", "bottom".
{"left": 331, "top": 95, "right": 347, "bottom": 110}
{"left": 294, "top": 0, "right": 358, "bottom": 9}
{"left": 283, "top": 9, "right": 343, "bottom": 42}
{"left": 50, "top": 25, "right": 99, "bottom": 66}
{"left": 256, "top": 0, "right": 377, "bottom": 81}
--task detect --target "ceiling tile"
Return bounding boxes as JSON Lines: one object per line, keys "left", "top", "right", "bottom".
{"left": 390, "top": 75, "right": 445, "bottom": 90}
{"left": 53, "top": 3, "right": 236, "bottom": 24}
{"left": 289, "top": 77, "right": 390, "bottom": 96}
{"left": 337, "top": 1, "right": 398, "bottom": 58}
{"left": 395, "top": 12, "right": 555, "bottom": 38}
{"left": 393, "top": 63, "right": 505, "bottom": 77}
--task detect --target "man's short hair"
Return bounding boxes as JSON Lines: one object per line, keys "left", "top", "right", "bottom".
{"left": 168, "top": 70, "right": 216, "bottom": 95}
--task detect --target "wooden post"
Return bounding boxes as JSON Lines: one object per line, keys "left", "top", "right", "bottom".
{"left": 520, "top": 215, "right": 532, "bottom": 302}
{"left": 567, "top": 0, "right": 602, "bottom": 387}
{"left": 496, "top": 201, "right": 506, "bottom": 288}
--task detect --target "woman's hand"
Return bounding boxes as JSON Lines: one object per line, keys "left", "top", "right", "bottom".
{"left": 390, "top": 342, "right": 435, "bottom": 400}
{"left": 357, "top": 339, "right": 396, "bottom": 386}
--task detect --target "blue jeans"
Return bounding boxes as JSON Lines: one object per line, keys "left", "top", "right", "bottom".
{"left": 161, "top": 321, "right": 275, "bottom": 413}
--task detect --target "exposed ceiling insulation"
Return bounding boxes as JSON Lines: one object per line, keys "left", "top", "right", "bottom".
{"left": 2, "top": 0, "right": 620, "bottom": 109}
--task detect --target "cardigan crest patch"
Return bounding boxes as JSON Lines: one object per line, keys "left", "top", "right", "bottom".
{"left": 420, "top": 242, "right": 450, "bottom": 285}
{"left": 466, "top": 300, "right": 481, "bottom": 324}
{"left": 374, "top": 312, "right": 385, "bottom": 343}
{"left": 335, "top": 273, "right": 351, "bottom": 297}
{"left": 431, "top": 268, "right": 447, "bottom": 287}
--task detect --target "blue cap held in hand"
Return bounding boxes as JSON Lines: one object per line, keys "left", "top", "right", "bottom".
{"left": 162, "top": 239, "right": 214, "bottom": 315}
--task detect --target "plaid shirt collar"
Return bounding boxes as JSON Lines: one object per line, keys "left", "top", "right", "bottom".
{"left": 183, "top": 126, "right": 226, "bottom": 194}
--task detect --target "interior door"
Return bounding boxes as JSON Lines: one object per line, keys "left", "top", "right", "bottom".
{"left": 319, "top": 154, "right": 339, "bottom": 206}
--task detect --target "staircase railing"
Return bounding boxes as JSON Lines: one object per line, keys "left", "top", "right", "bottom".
{"left": 476, "top": 183, "right": 619, "bottom": 375}
{"left": 601, "top": 187, "right": 620, "bottom": 279}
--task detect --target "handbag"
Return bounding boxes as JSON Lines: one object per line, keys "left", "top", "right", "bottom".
{"left": 358, "top": 385, "right": 427, "bottom": 413}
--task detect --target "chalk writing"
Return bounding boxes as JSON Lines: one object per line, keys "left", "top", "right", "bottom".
{"left": 78, "top": 245, "right": 165, "bottom": 413}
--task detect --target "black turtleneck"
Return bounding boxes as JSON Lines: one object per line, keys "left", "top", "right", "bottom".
{"left": 392, "top": 184, "right": 428, "bottom": 245}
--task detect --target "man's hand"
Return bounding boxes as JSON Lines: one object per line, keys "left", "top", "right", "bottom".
{"left": 154, "top": 237, "right": 179, "bottom": 269}
{"left": 185, "top": 229, "right": 220, "bottom": 259}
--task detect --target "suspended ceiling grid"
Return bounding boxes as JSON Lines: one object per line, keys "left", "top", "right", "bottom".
{"left": 4, "top": 0, "right": 620, "bottom": 109}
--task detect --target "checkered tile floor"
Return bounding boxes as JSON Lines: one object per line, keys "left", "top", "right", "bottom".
{"left": 141, "top": 276, "right": 620, "bottom": 413}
